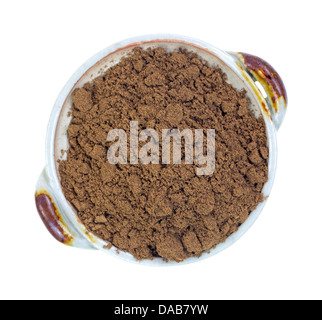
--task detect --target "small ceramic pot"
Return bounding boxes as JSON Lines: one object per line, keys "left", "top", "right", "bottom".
{"left": 35, "top": 34, "right": 287, "bottom": 266}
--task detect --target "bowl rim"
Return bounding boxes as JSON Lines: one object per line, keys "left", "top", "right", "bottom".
{"left": 45, "top": 34, "right": 277, "bottom": 266}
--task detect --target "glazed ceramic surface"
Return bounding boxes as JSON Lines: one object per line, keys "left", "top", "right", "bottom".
{"left": 35, "top": 34, "right": 287, "bottom": 266}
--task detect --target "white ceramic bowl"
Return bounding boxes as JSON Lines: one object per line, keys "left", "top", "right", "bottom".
{"left": 35, "top": 34, "right": 287, "bottom": 266}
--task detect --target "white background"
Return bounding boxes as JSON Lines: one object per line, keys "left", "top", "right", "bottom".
{"left": 1, "top": 0, "right": 321, "bottom": 300}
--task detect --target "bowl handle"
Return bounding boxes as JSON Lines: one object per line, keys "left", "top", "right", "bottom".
{"left": 230, "top": 52, "right": 288, "bottom": 130}
{"left": 35, "top": 169, "right": 95, "bottom": 249}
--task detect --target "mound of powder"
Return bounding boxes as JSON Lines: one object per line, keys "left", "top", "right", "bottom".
{"left": 59, "top": 47, "right": 268, "bottom": 262}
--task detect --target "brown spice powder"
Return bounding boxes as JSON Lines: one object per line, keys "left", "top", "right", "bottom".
{"left": 59, "top": 47, "right": 268, "bottom": 262}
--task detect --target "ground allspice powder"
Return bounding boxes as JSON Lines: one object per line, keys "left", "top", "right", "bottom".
{"left": 59, "top": 47, "right": 269, "bottom": 262}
